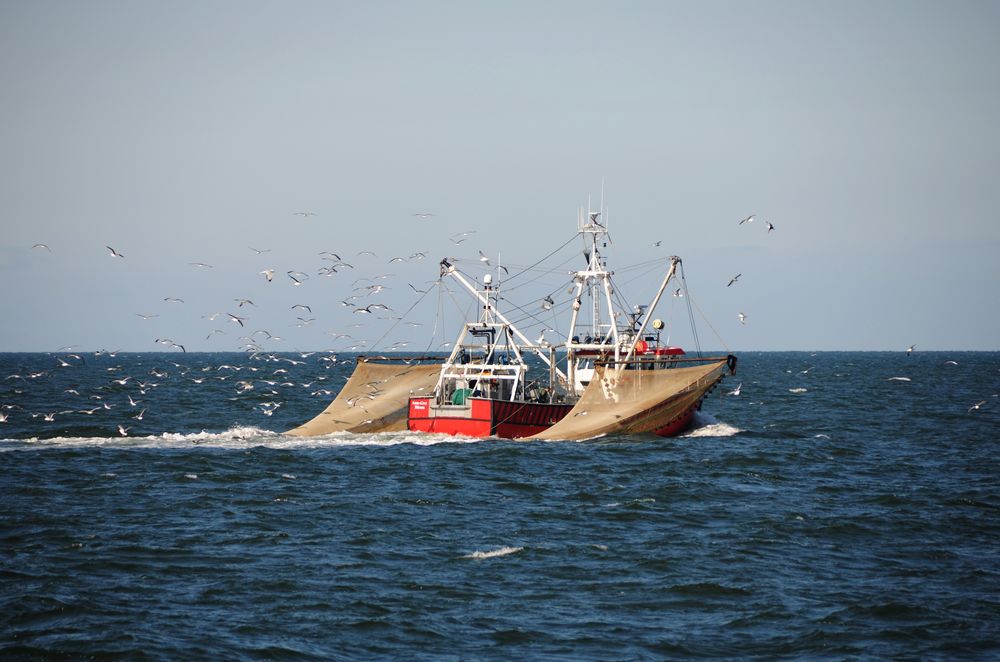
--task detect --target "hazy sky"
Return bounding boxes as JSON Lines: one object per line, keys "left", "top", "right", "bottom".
{"left": 1, "top": 0, "right": 998, "bottom": 352}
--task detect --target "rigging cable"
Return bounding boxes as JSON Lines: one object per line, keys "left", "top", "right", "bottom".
{"left": 501, "top": 233, "right": 580, "bottom": 285}
{"left": 370, "top": 282, "right": 436, "bottom": 352}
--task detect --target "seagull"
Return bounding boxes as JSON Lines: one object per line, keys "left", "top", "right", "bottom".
{"left": 189, "top": 262, "right": 213, "bottom": 268}
{"left": 766, "top": 221, "right": 775, "bottom": 233}
{"left": 135, "top": 313, "right": 159, "bottom": 320}
{"left": 249, "top": 246, "right": 271, "bottom": 254}
{"left": 673, "top": 288, "right": 684, "bottom": 298}
{"left": 234, "top": 298, "right": 255, "bottom": 308}
{"left": 118, "top": 424, "right": 130, "bottom": 436}
{"left": 293, "top": 211, "right": 317, "bottom": 217}
{"left": 412, "top": 212, "right": 435, "bottom": 219}
{"left": 163, "top": 297, "right": 184, "bottom": 303}
{"left": 739, "top": 215, "right": 755, "bottom": 225}
{"left": 651, "top": 240, "right": 662, "bottom": 247}
{"left": 291, "top": 304, "right": 312, "bottom": 313}
{"left": 32, "top": 243, "right": 51, "bottom": 252}
{"left": 727, "top": 274, "right": 742, "bottom": 287}
{"left": 907, "top": 344, "right": 916, "bottom": 355}
{"left": 227, "top": 313, "right": 247, "bottom": 327}
{"left": 287, "top": 271, "right": 308, "bottom": 285}
{"left": 728, "top": 382, "right": 743, "bottom": 396}
{"left": 478, "top": 251, "right": 490, "bottom": 266}
{"left": 541, "top": 296, "right": 554, "bottom": 311}
{"left": 738, "top": 312, "right": 747, "bottom": 325}
{"left": 968, "top": 400, "right": 987, "bottom": 412}
{"left": 409, "top": 284, "right": 428, "bottom": 294}
{"left": 106, "top": 245, "right": 125, "bottom": 258}
{"left": 260, "top": 269, "right": 274, "bottom": 282}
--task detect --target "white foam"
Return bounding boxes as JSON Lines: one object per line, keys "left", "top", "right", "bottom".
{"left": 461, "top": 545, "right": 523, "bottom": 560}
{"left": 682, "top": 412, "right": 742, "bottom": 438}
{"left": 788, "top": 387, "right": 808, "bottom": 393}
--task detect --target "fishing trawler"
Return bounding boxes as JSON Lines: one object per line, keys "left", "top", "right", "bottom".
{"left": 406, "top": 206, "right": 736, "bottom": 440}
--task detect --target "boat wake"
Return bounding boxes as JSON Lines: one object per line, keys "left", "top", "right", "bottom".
{"left": 2, "top": 426, "right": 486, "bottom": 451}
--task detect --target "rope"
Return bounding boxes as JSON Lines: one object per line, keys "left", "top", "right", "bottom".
{"left": 502, "top": 233, "right": 579, "bottom": 285}
{"left": 686, "top": 294, "right": 730, "bottom": 354}
{"left": 370, "top": 282, "right": 436, "bottom": 351}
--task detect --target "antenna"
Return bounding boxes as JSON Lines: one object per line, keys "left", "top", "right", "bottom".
{"left": 600, "top": 178, "right": 606, "bottom": 231}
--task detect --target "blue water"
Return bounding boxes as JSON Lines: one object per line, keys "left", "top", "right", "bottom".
{"left": 2, "top": 351, "right": 999, "bottom": 659}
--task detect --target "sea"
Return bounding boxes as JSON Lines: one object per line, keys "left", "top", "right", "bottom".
{"left": 1, "top": 351, "right": 998, "bottom": 660}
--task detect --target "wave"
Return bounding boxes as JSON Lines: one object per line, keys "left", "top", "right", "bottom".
{"left": 461, "top": 546, "right": 523, "bottom": 560}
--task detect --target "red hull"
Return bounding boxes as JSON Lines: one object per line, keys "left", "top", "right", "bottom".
{"left": 408, "top": 397, "right": 574, "bottom": 439}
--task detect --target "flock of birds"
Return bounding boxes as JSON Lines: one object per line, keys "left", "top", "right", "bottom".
{"left": 0, "top": 349, "right": 350, "bottom": 432}
{"left": 30, "top": 213, "right": 478, "bottom": 357}
{"left": 9, "top": 211, "right": 503, "bottom": 434}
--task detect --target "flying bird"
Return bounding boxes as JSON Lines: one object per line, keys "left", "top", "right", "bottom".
{"left": 478, "top": 251, "right": 490, "bottom": 266}
{"left": 727, "top": 274, "right": 742, "bottom": 287}
{"left": 728, "top": 382, "right": 742, "bottom": 396}
{"left": 766, "top": 221, "right": 775, "bottom": 233}
{"left": 739, "top": 215, "right": 754, "bottom": 225}
{"left": 738, "top": 312, "right": 747, "bottom": 325}
{"left": 968, "top": 400, "right": 987, "bottom": 412}
{"left": 906, "top": 344, "right": 916, "bottom": 355}
{"left": 412, "top": 212, "right": 435, "bottom": 219}
{"left": 260, "top": 269, "right": 275, "bottom": 282}
{"left": 32, "top": 243, "right": 51, "bottom": 252}
{"left": 106, "top": 246, "right": 125, "bottom": 258}
{"left": 293, "top": 211, "right": 317, "bottom": 217}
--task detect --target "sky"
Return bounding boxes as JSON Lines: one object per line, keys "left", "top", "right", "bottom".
{"left": 1, "top": 0, "right": 998, "bottom": 353}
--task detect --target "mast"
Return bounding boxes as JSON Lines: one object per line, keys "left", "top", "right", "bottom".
{"left": 440, "top": 259, "right": 568, "bottom": 383}
{"left": 563, "top": 199, "right": 623, "bottom": 392}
